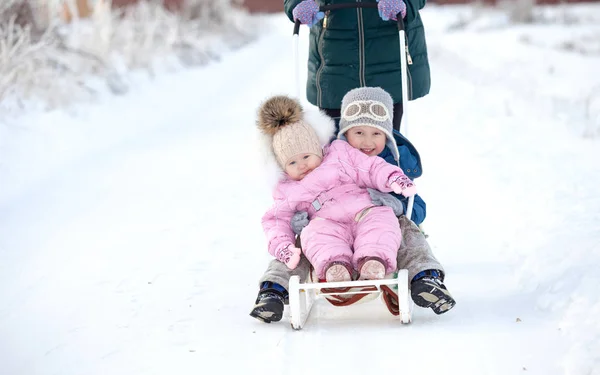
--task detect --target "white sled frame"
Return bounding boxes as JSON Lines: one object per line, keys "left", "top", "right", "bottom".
{"left": 291, "top": 14, "right": 415, "bottom": 330}
{"left": 289, "top": 269, "right": 412, "bottom": 330}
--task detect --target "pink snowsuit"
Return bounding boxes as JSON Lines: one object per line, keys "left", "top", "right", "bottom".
{"left": 262, "top": 140, "right": 413, "bottom": 279}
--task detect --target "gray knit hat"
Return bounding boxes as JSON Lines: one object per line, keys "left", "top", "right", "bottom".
{"left": 337, "top": 87, "right": 399, "bottom": 162}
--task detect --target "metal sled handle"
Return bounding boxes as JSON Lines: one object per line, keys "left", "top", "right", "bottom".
{"left": 293, "top": 3, "right": 406, "bottom": 35}
{"left": 291, "top": 2, "right": 414, "bottom": 218}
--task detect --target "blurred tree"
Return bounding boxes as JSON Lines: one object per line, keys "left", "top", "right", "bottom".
{"left": 500, "top": 0, "right": 536, "bottom": 23}
{"left": 0, "top": 0, "right": 43, "bottom": 38}
{"left": 62, "top": 0, "right": 92, "bottom": 21}
{"left": 241, "top": 0, "right": 282, "bottom": 13}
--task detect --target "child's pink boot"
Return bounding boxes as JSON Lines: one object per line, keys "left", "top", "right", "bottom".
{"left": 358, "top": 258, "right": 386, "bottom": 280}
{"left": 325, "top": 262, "right": 352, "bottom": 282}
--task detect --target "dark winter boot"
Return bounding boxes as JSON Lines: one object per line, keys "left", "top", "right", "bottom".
{"left": 249, "top": 282, "right": 288, "bottom": 323}
{"left": 411, "top": 270, "right": 456, "bottom": 315}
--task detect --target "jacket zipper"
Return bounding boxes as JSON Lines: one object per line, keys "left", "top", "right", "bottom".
{"left": 404, "top": 34, "right": 413, "bottom": 99}
{"left": 357, "top": 4, "right": 366, "bottom": 86}
{"left": 316, "top": 11, "right": 329, "bottom": 107}
{"left": 407, "top": 64, "right": 413, "bottom": 99}
{"left": 406, "top": 44, "right": 413, "bottom": 65}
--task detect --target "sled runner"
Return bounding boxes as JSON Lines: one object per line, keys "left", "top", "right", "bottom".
{"left": 289, "top": 3, "right": 419, "bottom": 330}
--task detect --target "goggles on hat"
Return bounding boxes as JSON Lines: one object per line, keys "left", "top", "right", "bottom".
{"left": 342, "top": 100, "right": 390, "bottom": 122}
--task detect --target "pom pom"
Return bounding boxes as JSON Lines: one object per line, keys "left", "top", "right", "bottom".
{"left": 256, "top": 95, "right": 303, "bottom": 136}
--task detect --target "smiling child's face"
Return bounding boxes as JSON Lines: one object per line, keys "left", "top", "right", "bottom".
{"left": 284, "top": 153, "right": 322, "bottom": 181}
{"left": 345, "top": 126, "right": 386, "bottom": 157}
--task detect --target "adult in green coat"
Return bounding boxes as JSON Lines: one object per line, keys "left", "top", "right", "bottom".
{"left": 284, "top": 0, "right": 431, "bottom": 130}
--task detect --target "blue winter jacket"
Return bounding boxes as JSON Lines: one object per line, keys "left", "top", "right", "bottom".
{"left": 378, "top": 146, "right": 426, "bottom": 225}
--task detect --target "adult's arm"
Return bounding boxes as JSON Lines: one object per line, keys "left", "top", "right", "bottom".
{"left": 404, "top": 0, "right": 426, "bottom": 24}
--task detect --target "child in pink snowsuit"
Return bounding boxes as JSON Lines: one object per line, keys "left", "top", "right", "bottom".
{"left": 258, "top": 95, "right": 417, "bottom": 282}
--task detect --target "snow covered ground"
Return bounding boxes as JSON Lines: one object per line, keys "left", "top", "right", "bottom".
{"left": 1, "top": 4, "right": 599, "bottom": 375}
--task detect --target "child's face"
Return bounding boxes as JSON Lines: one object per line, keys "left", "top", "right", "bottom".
{"left": 345, "top": 126, "right": 386, "bottom": 157}
{"left": 284, "top": 153, "right": 322, "bottom": 181}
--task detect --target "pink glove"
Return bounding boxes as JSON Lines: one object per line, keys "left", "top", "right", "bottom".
{"left": 391, "top": 180, "right": 417, "bottom": 197}
{"left": 275, "top": 243, "right": 302, "bottom": 270}
{"left": 377, "top": 0, "right": 407, "bottom": 21}
{"left": 292, "top": 0, "right": 325, "bottom": 27}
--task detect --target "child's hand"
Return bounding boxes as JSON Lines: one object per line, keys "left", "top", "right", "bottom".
{"left": 391, "top": 180, "right": 417, "bottom": 197}
{"left": 292, "top": 0, "right": 325, "bottom": 27}
{"left": 285, "top": 246, "right": 302, "bottom": 269}
{"left": 291, "top": 211, "right": 309, "bottom": 235}
{"left": 275, "top": 243, "right": 302, "bottom": 270}
{"left": 368, "top": 188, "right": 405, "bottom": 216}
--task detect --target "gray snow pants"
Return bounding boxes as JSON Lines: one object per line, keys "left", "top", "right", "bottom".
{"left": 258, "top": 215, "right": 444, "bottom": 291}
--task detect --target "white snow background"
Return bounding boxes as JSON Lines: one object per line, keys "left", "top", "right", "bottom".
{"left": 1, "top": 3, "right": 599, "bottom": 375}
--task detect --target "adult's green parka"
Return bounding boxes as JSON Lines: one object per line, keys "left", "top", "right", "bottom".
{"left": 284, "top": 0, "right": 430, "bottom": 109}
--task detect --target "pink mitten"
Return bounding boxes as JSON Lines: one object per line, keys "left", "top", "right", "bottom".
{"left": 275, "top": 243, "right": 302, "bottom": 270}
{"left": 400, "top": 184, "right": 417, "bottom": 197}
{"left": 391, "top": 180, "right": 417, "bottom": 197}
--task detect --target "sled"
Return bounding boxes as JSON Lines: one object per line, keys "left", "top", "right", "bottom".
{"left": 289, "top": 3, "right": 416, "bottom": 330}
{"left": 288, "top": 270, "right": 412, "bottom": 329}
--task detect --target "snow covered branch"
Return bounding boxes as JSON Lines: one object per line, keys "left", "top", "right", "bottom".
{"left": 0, "top": 15, "right": 54, "bottom": 106}
{"left": 0, "top": 0, "right": 255, "bottom": 113}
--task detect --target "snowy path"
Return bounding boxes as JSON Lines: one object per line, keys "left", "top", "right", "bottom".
{"left": 2, "top": 10, "right": 599, "bottom": 375}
